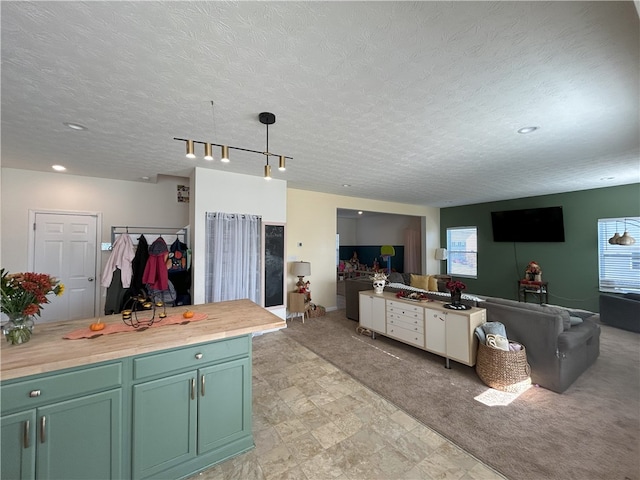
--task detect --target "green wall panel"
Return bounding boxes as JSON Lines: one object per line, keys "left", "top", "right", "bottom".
{"left": 440, "top": 184, "right": 640, "bottom": 312}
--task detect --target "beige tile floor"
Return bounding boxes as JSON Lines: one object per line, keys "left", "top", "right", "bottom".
{"left": 191, "top": 330, "right": 506, "bottom": 480}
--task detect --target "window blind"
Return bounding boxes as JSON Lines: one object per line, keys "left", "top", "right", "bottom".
{"left": 598, "top": 217, "right": 640, "bottom": 293}
{"left": 446, "top": 226, "right": 478, "bottom": 278}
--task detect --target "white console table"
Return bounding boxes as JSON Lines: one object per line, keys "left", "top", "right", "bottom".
{"left": 359, "top": 290, "right": 486, "bottom": 368}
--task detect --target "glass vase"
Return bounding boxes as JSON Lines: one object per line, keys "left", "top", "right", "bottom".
{"left": 2, "top": 315, "right": 35, "bottom": 345}
{"left": 450, "top": 289, "right": 462, "bottom": 306}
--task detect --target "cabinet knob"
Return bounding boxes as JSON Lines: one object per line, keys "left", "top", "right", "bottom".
{"left": 195, "top": 353, "right": 203, "bottom": 360}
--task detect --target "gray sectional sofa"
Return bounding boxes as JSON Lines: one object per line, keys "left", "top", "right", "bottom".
{"left": 482, "top": 297, "right": 600, "bottom": 393}
{"left": 599, "top": 293, "right": 640, "bottom": 333}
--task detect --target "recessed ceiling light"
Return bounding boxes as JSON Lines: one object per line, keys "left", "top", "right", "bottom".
{"left": 358, "top": 211, "right": 363, "bottom": 215}
{"left": 342, "top": 184, "right": 351, "bottom": 187}
{"left": 517, "top": 126, "right": 539, "bottom": 134}
{"left": 63, "top": 122, "right": 88, "bottom": 131}
{"left": 52, "top": 165, "right": 66, "bottom": 171}
{"left": 600, "top": 176, "right": 615, "bottom": 181}
{"left": 141, "top": 176, "right": 150, "bottom": 181}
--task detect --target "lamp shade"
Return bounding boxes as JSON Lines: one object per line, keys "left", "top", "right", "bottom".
{"left": 435, "top": 248, "right": 448, "bottom": 260}
{"left": 292, "top": 261, "right": 311, "bottom": 277}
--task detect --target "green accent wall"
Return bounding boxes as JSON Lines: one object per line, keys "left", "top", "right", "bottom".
{"left": 440, "top": 184, "right": 640, "bottom": 312}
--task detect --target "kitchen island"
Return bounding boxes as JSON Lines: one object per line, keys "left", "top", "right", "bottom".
{"left": 1, "top": 299, "right": 286, "bottom": 480}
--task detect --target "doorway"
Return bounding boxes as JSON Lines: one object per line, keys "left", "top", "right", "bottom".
{"left": 29, "top": 210, "right": 101, "bottom": 322}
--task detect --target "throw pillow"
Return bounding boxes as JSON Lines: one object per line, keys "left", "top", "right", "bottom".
{"left": 569, "top": 316, "right": 583, "bottom": 326}
{"left": 410, "top": 274, "right": 430, "bottom": 291}
{"left": 428, "top": 275, "right": 438, "bottom": 292}
{"left": 387, "top": 272, "right": 404, "bottom": 284}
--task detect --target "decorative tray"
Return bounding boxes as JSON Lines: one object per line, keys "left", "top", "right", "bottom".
{"left": 395, "top": 291, "right": 433, "bottom": 302}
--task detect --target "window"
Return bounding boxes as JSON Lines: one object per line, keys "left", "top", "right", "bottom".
{"left": 446, "top": 226, "right": 477, "bottom": 278}
{"left": 598, "top": 217, "right": 640, "bottom": 293}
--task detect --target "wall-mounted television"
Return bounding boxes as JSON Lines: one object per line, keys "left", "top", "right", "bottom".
{"left": 491, "top": 206, "right": 565, "bottom": 242}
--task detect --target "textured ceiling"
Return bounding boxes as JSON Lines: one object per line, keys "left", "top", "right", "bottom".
{"left": 2, "top": 1, "right": 638, "bottom": 207}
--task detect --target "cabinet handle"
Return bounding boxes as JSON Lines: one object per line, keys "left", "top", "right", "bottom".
{"left": 201, "top": 375, "right": 206, "bottom": 397}
{"left": 29, "top": 389, "right": 41, "bottom": 398}
{"left": 195, "top": 353, "right": 203, "bottom": 360}
{"left": 23, "top": 420, "right": 30, "bottom": 448}
{"left": 191, "top": 378, "right": 196, "bottom": 400}
{"left": 40, "top": 416, "right": 46, "bottom": 444}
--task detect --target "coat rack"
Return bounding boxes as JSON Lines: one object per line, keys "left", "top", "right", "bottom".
{"left": 110, "top": 225, "right": 189, "bottom": 248}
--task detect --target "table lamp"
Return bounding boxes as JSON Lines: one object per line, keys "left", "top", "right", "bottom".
{"left": 292, "top": 261, "right": 311, "bottom": 289}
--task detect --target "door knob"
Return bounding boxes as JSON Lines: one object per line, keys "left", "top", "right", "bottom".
{"left": 88, "top": 277, "right": 94, "bottom": 282}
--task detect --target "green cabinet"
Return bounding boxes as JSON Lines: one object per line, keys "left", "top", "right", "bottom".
{"left": 1, "top": 410, "right": 36, "bottom": 480}
{"left": 131, "top": 337, "right": 253, "bottom": 480}
{"left": 0, "top": 364, "right": 122, "bottom": 480}
{"left": 132, "top": 371, "right": 197, "bottom": 479}
{"left": 1, "top": 335, "right": 254, "bottom": 480}
{"left": 198, "top": 358, "right": 251, "bottom": 454}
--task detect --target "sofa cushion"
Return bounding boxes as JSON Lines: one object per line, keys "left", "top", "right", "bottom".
{"left": 387, "top": 272, "right": 404, "bottom": 284}
{"left": 624, "top": 293, "right": 640, "bottom": 301}
{"left": 569, "top": 316, "right": 583, "bottom": 326}
{"left": 410, "top": 274, "right": 430, "bottom": 291}
{"left": 407, "top": 274, "right": 438, "bottom": 291}
{"left": 484, "top": 297, "right": 572, "bottom": 331}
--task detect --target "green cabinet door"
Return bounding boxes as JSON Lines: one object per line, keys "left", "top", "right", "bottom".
{"left": 132, "top": 371, "right": 197, "bottom": 480}
{"left": 198, "top": 358, "right": 251, "bottom": 454}
{"left": 36, "top": 389, "right": 122, "bottom": 480}
{"left": 1, "top": 410, "right": 36, "bottom": 480}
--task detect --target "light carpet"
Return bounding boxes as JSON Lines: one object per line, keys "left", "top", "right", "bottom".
{"left": 282, "top": 309, "right": 640, "bottom": 480}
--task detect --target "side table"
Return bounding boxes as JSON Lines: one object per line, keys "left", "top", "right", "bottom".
{"left": 289, "top": 291, "right": 311, "bottom": 323}
{"left": 518, "top": 280, "right": 549, "bottom": 304}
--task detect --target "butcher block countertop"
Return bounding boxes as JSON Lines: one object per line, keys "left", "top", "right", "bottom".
{"left": 1, "top": 299, "right": 286, "bottom": 381}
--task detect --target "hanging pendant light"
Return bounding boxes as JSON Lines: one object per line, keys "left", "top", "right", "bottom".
{"left": 279, "top": 155, "right": 286, "bottom": 171}
{"left": 221, "top": 145, "right": 229, "bottom": 163}
{"left": 264, "top": 164, "right": 272, "bottom": 180}
{"left": 618, "top": 231, "right": 636, "bottom": 245}
{"left": 185, "top": 139, "right": 196, "bottom": 159}
{"left": 608, "top": 232, "right": 622, "bottom": 244}
{"left": 204, "top": 143, "right": 213, "bottom": 161}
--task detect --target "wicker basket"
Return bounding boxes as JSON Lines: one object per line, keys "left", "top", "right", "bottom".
{"left": 476, "top": 342, "right": 531, "bottom": 392}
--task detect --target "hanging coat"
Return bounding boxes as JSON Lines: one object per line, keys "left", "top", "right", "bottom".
{"left": 130, "top": 235, "right": 150, "bottom": 294}
{"left": 142, "top": 237, "right": 169, "bottom": 291}
{"left": 101, "top": 234, "right": 135, "bottom": 288}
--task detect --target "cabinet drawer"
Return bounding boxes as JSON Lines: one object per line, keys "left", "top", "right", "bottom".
{"left": 386, "top": 325, "right": 425, "bottom": 348}
{"left": 133, "top": 335, "right": 250, "bottom": 380}
{"left": 387, "top": 315, "right": 424, "bottom": 334}
{"left": 1, "top": 362, "right": 122, "bottom": 413}
{"left": 386, "top": 301, "right": 423, "bottom": 319}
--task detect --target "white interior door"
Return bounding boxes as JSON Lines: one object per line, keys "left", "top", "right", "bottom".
{"left": 32, "top": 212, "right": 98, "bottom": 322}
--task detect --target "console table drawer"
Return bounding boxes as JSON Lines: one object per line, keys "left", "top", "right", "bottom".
{"left": 387, "top": 324, "right": 425, "bottom": 348}
{"left": 387, "top": 300, "right": 423, "bottom": 317}
{"left": 387, "top": 314, "right": 424, "bottom": 333}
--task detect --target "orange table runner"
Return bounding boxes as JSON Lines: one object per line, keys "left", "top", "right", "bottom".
{"left": 63, "top": 312, "right": 208, "bottom": 340}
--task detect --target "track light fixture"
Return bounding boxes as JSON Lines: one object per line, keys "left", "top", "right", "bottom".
{"left": 175, "top": 111, "right": 291, "bottom": 180}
